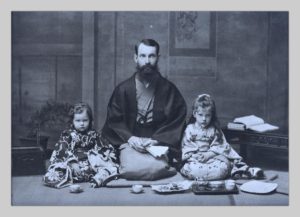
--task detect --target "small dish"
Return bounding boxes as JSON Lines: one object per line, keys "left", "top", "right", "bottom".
{"left": 151, "top": 181, "right": 191, "bottom": 194}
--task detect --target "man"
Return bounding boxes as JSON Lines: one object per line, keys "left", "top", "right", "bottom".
{"left": 102, "top": 39, "right": 187, "bottom": 167}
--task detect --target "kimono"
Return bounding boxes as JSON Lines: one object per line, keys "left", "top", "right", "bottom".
{"left": 180, "top": 123, "right": 263, "bottom": 180}
{"left": 102, "top": 72, "right": 187, "bottom": 161}
{"left": 43, "top": 128, "right": 119, "bottom": 188}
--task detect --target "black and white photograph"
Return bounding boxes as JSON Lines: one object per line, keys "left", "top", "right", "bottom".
{"left": 9, "top": 10, "right": 290, "bottom": 206}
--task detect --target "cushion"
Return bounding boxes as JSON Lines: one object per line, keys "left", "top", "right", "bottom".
{"left": 119, "top": 144, "right": 177, "bottom": 181}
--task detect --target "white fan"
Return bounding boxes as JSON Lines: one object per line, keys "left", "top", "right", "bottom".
{"left": 240, "top": 180, "right": 278, "bottom": 194}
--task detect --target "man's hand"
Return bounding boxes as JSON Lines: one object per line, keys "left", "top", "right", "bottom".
{"left": 142, "top": 138, "right": 159, "bottom": 147}
{"left": 128, "top": 137, "right": 159, "bottom": 153}
{"left": 128, "top": 136, "right": 147, "bottom": 153}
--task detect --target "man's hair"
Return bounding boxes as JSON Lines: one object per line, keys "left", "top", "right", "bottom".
{"left": 135, "top": 39, "right": 160, "bottom": 55}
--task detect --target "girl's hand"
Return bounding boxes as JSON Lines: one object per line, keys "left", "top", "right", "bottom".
{"left": 197, "top": 152, "right": 216, "bottom": 163}
{"left": 70, "top": 162, "right": 82, "bottom": 176}
{"left": 191, "top": 153, "right": 205, "bottom": 162}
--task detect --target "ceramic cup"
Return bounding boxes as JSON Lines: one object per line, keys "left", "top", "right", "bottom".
{"left": 69, "top": 184, "right": 83, "bottom": 193}
{"left": 132, "top": 184, "right": 143, "bottom": 193}
{"left": 225, "top": 180, "right": 236, "bottom": 191}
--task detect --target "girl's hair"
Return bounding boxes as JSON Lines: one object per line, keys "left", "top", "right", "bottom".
{"left": 68, "top": 102, "right": 93, "bottom": 130}
{"left": 189, "top": 94, "right": 223, "bottom": 143}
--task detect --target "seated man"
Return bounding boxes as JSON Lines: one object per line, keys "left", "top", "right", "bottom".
{"left": 102, "top": 39, "right": 187, "bottom": 180}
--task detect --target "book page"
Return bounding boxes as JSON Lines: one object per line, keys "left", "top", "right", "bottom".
{"left": 248, "top": 123, "right": 279, "bottom": 133}
{"left": 146, "top": 146, "right": 169, "bottom": 158}
{"left": 233, "top": 115, "right": 264, "bottom": 128}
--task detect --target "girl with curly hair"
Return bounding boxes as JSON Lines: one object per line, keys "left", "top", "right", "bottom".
{"left": 43, "top": 102, "right": 119, "bottom": 188}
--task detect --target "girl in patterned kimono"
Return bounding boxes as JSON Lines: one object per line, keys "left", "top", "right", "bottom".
{"left": 43, "top": 103, "right": 119, "bottom": 188}
{"left": 180, "top": 94, "right": 263, "bottom": 180}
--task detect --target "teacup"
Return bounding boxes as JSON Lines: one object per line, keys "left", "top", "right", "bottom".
{"left": 225, "top": 180, "right": 236, "bottom": 191}
{"left": 69, "top": 184, "right": 83, "bottom": 193}
{"left": 132, "top": 184, "right": 143, "bottom": 193}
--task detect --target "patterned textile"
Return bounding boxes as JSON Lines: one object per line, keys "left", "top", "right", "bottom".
{"left": 181, "top": 155, "right": 231, "bottom": 181}
{"left": 135, "top": 77, "right": 155, "bottom": 124}
{"left": 43, "top": 128, "right": 119, "bottom": 188}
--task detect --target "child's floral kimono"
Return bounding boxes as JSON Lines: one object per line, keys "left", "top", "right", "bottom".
{"left": 180, "top": 124, "right": 263, "bottom": 180}
{"left": 43, "top": 128, "right": 119, "bottom": 188}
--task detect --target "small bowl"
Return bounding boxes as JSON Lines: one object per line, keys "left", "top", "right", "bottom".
{"left": 69, "top": 184, "right": 83, "bottom": 193}
{"left": 131, "top": 184, "right": 144, "bottom": 194}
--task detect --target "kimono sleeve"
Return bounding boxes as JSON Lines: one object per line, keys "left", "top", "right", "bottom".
{"left": 181, "top": 125, "right": 199, "bottom": 161}
{"left": 209, "top": 130, "right": 242, "bottom": 160}
{"left": 49, "top": 130, "right": 74, "bottom": 164}
{"left": 152, "top": 84, "right": 187, "bottom": 149}
{"left": 104, "top": 86, "right": 134, "bottom": 144}
{"left": 95, "top": 132, "right": 118, "bottom": 163}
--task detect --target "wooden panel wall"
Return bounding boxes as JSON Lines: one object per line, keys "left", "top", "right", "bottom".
{"left": 12, "top": 12, "right": 83, "bottom": 147}
{"left": 12, "top": 12, "right": 289, "bottom": 149}
{"left": 94, "top": 12, "right": 288, "bottom": 133}
{"left": 267, "top": 12, "right": 289, "bottom": 132}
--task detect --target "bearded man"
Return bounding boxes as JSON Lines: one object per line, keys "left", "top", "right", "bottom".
{"left": 102, "top": 39, "right": 187, "bottom": 178}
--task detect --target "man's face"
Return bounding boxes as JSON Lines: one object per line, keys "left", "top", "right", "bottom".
{"left": 134, "top": 43, "right": 159, "bottom": 77}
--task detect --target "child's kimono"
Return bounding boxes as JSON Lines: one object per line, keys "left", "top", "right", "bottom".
{"left": 180, "top": 124, "right": 263, "bottom": 180}
{"left": 43, "top": 128, "right": 119, "bottom": 188}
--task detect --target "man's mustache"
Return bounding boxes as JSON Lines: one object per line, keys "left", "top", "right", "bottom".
{"left": 137, "top": 64, "right": 157, "bottom": 74}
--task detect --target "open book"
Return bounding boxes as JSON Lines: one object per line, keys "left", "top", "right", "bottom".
{"left": 232, "top": 115, "right": 279, "bottom": 133}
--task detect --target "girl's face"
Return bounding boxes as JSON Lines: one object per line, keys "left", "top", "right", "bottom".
{"left": 193, "top": 107, "right": 212, "bottom": 128}
{"left": 73, "top": 110, "right": 90, "bottom": 132}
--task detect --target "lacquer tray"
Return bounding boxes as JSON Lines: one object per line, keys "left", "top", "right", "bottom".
{"left": 192, "top": 184, "right": 239, "bottom": 195}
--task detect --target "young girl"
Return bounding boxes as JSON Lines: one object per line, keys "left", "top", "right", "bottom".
{"left": 180, "top": 94, "right": 263, "bottom": 180}
{"left": 43, "top": 102, "right": 119, "bottom": 188}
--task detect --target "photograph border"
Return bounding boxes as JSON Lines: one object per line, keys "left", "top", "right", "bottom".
{"left": 1, "top": 0, "right": 300, "bottom": 216}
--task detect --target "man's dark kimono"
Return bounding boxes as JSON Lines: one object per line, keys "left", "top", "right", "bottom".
{"left": 102, "top": 73, "right": 187, "bottom": 162}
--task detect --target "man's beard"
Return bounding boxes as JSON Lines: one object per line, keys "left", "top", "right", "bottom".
{"left": 136, "top": 64, "right": 159, "bottom": 82}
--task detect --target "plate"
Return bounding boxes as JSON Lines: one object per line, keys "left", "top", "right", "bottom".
{"left": 151, "top": 181, "right": 192, "bottom": 194}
